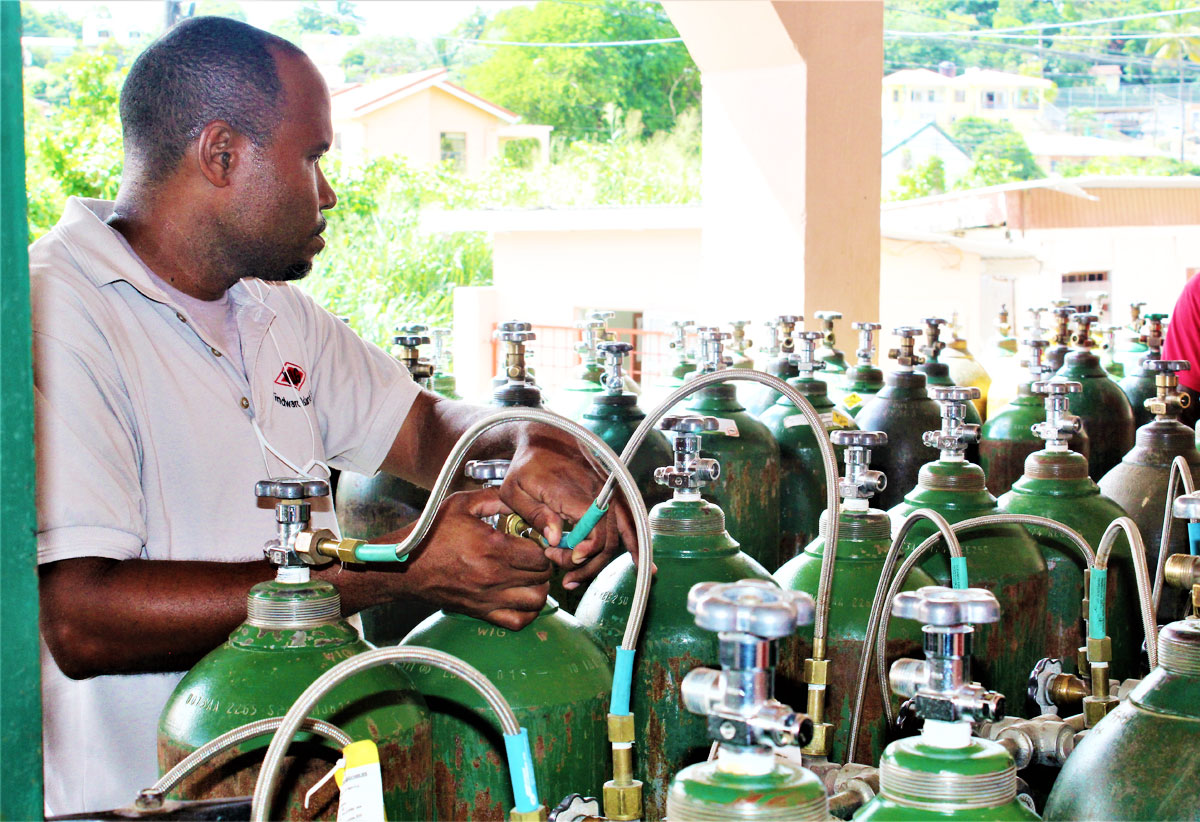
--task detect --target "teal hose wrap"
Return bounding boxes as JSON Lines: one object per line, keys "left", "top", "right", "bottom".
{"left": 562, "top": 500, "right": 608, "bottom": 549}
{"left": 1089, "top": 568, "right": 1108, "bottom": 640}
{"left": 1189, "top": 522, "right": 1200, "bottom": 556}
{"left": 503, "top": 728, "right": 540, "bottom": 813}
{"left": 354, "top": 544, "right": 410, "bottom": 563}
{"left": 950, "top": 556, "right": 969, "bottom": 589}
{"left": 610, "top": 647, "right": 636, "bottom": 716}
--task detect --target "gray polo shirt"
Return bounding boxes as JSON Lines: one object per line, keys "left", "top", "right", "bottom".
{"left": 32, "top": 197, "right": 420, "bottom": 814}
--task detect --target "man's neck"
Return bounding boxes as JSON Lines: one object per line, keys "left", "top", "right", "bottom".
{"left": 109, "top": 192, "right": 231, "bottom": 302}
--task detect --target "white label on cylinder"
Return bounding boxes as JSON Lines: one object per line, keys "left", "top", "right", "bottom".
{"left": 712, "top": 417, "right": 740, "bottom": 438}
{"left": 784, "top": 413, "right": 834, "bottom": 429}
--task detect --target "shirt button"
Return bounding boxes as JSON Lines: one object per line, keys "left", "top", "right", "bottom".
{"left": 176, "top": 312, "right": 187, "bottom": 323}
{"left": 239, "top": 397, "right": 250, "bottom": 409}
{"left": 211, "top": 347, "right": 222, "bottom": 357}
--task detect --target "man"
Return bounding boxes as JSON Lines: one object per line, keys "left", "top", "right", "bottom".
{"left": 1162, "top": 275, "right": 1200, "bottom": 429}
{"left": 32, "top": 17, "right": 632, "bottom": 814}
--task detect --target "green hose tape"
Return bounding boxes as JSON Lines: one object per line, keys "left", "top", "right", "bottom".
{"left": 354, "top": 544, "right": 409, "bottom": 563}
{"left": 561, "top": 500, "right": 608, "bottom": 549}
{"left": 610, "top": 647, "right": 636, "bottom": 716}
{"left": 950, "top": 556, "right": 968, "bottom": 589}
{"left": 1089, "top": 568, "right": 1108, "bottom": 640}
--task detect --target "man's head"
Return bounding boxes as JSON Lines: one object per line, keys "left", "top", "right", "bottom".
{"left": 117, "top": 17, "right": 336, "bottom": 287}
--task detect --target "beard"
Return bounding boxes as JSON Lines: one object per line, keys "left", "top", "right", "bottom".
{"left": 216, "top": 215, "right": 323, "bottom": 284}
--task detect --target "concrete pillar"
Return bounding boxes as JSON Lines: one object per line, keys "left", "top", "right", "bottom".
{"left": 661, "top": 0, "right": 883, "bottom": 343}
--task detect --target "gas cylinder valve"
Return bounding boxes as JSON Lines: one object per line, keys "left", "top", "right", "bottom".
{"left": 816, "top": 310, "right": 843, "bottom": 348}
{"left": 759, "top": 319, "right": 783, "bottom": 359}
{"left": 1164, "top": 553, "right": 1200, "bottom": 619}
{"left": 996, "top": 305, "right": 1012, "bottom": 337}
{"left": 694, "top": 327, "right": 733, "bottom": 374}
{"left": 1031, "top": 381, "right": 1082, "bottom": 451}
{"left": 1069, "top": 312, "right": 1099, "bottom": 350}
{"left": 575, "top": 314, "right": 611, "bottom": 364}
{"left": 1051, "top": 305, "right": 1075, "bottom": 347}
{"left": 776, "top": 314, "right": 801, "bottom": 355}
{"left": 832, "top": 430, "right": 888, "bottom": 509}
{"left": 393, "top": 329, "right": 434, "bottom": 382}
{"left": 789, "top": 331, "right": 827, "bottom": 377}
{"left": 465, "top": 459, "right": 547, "bottom": 546}
{"left": 922, "top": 386, "right": 982, "bottom": 460}
{"left": 668, "top": 320, "right": 694, "bottom": 357}
{"left": 430, "top": 327, "right": 453, "bottom": 373}
{"left": 1140, "top": 312, "right": 1168, "bottom": 357}
{"left": 920, "top": 317, "right": 948, "bottom": 363}
{"left": 1027, "top": 307, "right": 1048, "bottom": 343}
{"left": 681, "top": 580, "right": 816, "bottom": 756}
{"left": 888, "top": 586, "right": 1006, "bottom": 728}
{"left": 1019, "top": 338, "right": 1051, "bottom": 381}
{"left": 496, "top": 320, "right": 536, "bottom": 383}
{"left": 256, "top": 478, "right": 333, "bottom": 577}
{"left": 597, "top": 340, "right": 633, "bottom": 395}
{"left": 655, "top": 414, "right": 720, "bottom": 493}
{"left": 728, "top": 320, "right": 752, "bottom": 357}
{"left": 853, "top": 322, "right": 882, "bottom": 366}
{"left": 1143, "top": 359, "right": 1191, "bottom": 419}
{"left": 887, "top": 326, "right": 925, "bottom": 372}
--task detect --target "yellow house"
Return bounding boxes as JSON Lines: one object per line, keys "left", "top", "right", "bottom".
{"left": 883, "top": 66, "right": 1054, "bottom": 130}
{"left": 331, "top": 67, "right": 552, "bottom": 174}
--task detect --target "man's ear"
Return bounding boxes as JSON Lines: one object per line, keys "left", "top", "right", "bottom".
{"left": 196, "top": 121, "right": 240, "bottom": 187}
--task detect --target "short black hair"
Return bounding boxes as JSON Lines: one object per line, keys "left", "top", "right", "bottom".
{"left": 119, "top": 16, "right": 304, "bottom": 181}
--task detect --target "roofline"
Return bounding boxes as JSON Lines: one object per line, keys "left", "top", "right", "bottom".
{"left": 336, "top": 68, "right": 522, "bottom": 124}
{"left": 881, "top": 227, "right": 1041, "bottom": 259}
{"left": 882, "top": 120, "right": 971, "bottom": 159}
{"left": 880, "top": 174, "right": 1200, "bottom": 210}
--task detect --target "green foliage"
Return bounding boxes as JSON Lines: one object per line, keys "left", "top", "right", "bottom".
{"left": 955, "top": 153, "right": 1020, "bottom": 188}
{"left": 192, "top": 1, "right": 248, "bottom": 22}
{"left": 949, "top": 116, "right": 1042, "bottom": 182}
{"left": 341, "top": 36, "right": 432, "bottom": 82}
{"left": 1057, "top": 155, "right": 1200, "bottom": 176}
{"left": 888, "top": 155, "right": 947, "bottom": 200}
{"left": 464, "top": 0, "right": 699, "bottom": 142}
{"left": 20, "top": 5, "right": 82, "bottom": 37}
{"left": 270, "top": 1, "right": 361, "bottom": 41}
{"left": 24, "top": 50, "right": 126, "bottom": 240}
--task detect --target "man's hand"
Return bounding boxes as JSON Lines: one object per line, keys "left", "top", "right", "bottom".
{"left": 398, "top": 488, "right": 553, "bottom": 630}
{"left": 501, "top": 424, "right": 638, "bottom": 590}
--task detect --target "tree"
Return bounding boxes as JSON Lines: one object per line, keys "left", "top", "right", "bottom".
{"left": 949, "top": 116, "right": 1042, "bottom": 180}
{"left": 192, "top": 1, "right": 248, "bottom": 23}
{"left": 889, "top": 156, "right": 947, "bottom": 200}
{"left": 341, "top": 36, "right": 433, "bottom": 82}
{"left": 1144, "top": 1, "right": 1200, "bottom": 161}
{"left": 20, "top": 5, "right": 82, "bottom": 38}
{"left": 464, "top": 0, "right": 699, "bottom": 142}
{"left": 270, "top": 1, "right": 361, "bottom": 41}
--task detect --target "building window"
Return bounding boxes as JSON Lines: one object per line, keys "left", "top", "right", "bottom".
{"left": 1061, "top": 271, "right": 1109, "bottom": 284}
{"left": 1017, "top": 88, "right": 1039, "bottom": 109}
{"left": 911, "top": 90, "right": 920, "bottom": 102}
{"left": 893, "top": 89, "right": 901, "bottom": 102}
{"left": 927, "top": 89, "right": 936, "bottom": 102}
{"left": 983, "top": 90, "right": 1006, "bottom": 109}
{"left": 440, "top": 132, "right": 466, "bottom": 171}
{"left": 954, "top": 89, "right": 966, "bottom": 103}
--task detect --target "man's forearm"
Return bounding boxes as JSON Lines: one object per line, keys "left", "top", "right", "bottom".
{"left": 40, "top": 554, "right": 429, "bottom": 679}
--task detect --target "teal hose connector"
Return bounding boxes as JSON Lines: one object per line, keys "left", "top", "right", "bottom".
{"left": 562, "top": 499, "right": 608, "bottom": 549}
{"left": 503, "top": 727, "right": 540, "bottom": 813}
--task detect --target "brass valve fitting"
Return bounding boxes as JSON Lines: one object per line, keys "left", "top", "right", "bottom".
{"left": 603, "top": 713, "right": 642, "bottom": 822}
{"left": 293, "top": 528, "right": 366, "bottom": 566}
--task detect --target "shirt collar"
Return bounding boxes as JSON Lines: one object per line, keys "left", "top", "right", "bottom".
{"left": 55, "top": 196, "right": 268, "bottom": 317}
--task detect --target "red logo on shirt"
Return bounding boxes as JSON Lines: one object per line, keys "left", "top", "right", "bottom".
{"left": 274, "top": 362, "right": 307, "bottom": 390}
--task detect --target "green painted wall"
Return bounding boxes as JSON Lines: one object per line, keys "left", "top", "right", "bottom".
{"left": 1, "top": 2, "right": 45, "bottom": 817}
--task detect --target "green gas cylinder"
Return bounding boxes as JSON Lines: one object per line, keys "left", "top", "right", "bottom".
{"left": 555, "top": 313, "right": 611, "bottom": 421}
{"left": 575, "top": 415, "right": 775, "bottom": 822}
{"left": 761, "top": 331, "right": 857, "bottom": 560}
{"left": 1118, "top": 312, "right": 1167, "bottom": 432}
{"left": 679, "top": 327, "right": 781, "bottom": 570}
{"left": 854, "top": 326, "right": 944, "bottom": 512}
{"left": 335, "top": 329, "right": 442, "bottom": 645}
{"left": 1055, "top": 312, "right": 1135, "bottom": 481}
{"left": 668, "top": 580, "right": 828, "bottom": 822}
{"left": 429, "top": 327, "right": 461, "bottom": 399}
{"left": 400, "top": 597, "right": 611, "bottom": 821}
{"left": 815, "top": 310, "right": 849, "bottom": 374}
{"left": 916, "top": 317, "right": 986, "bottom": 434}
{"left": 888, "top": 387, "right": 1050, "bottom": 710}
{"left": 643, "top": 319, "right": 697, "bottom": 410}
{"left": 1099, "top": 359, "right": 1200, "bottom": 622}
{"left": 159, "top": 478, "right": 433, "bottom": 821}
{"left": 1100, "top": 324, "right": 1125, "bottom": 379}
{"left": 492, "top": 320, "right": 544, "bottom": 408}
{"left": 1045, "top": 304, "right": 1075, "bottom": 375}
{"left": 1044, "top": 619, "right": 1200, "bottom": 821}
{"left": 1116, "top": 301, "right": 1151, "bottom": 375}
{"left": 856, "top": 586, "right": 1038, "bottom": 822}
{"left": 998, "top": 380, "right": 1139, "bottom": 675}
{"left": 830, "top": 321, "right": 885, "bottom": 418}
{"left": 581, "top": 340, "right": 673, "bottom": 511}
{"left": 773, "top": 430, "right": 935, "bottom": 765}
{"left": 984, "top": 306, "right": 1040, "bottom": 421}
{"left": 744, "top": 315, "right": 802, "bottom": 418}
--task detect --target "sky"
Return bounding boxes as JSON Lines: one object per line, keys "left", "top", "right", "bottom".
{"left": 29, "top": 1, "right": 532, "bottom": 40}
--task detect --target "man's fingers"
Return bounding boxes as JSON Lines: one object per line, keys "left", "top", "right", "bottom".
{"left": 498, "top": 532, "right": 555, "bottom": 573}
{"left": 445, "top": 486, "right": 514, "bottom": 518}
